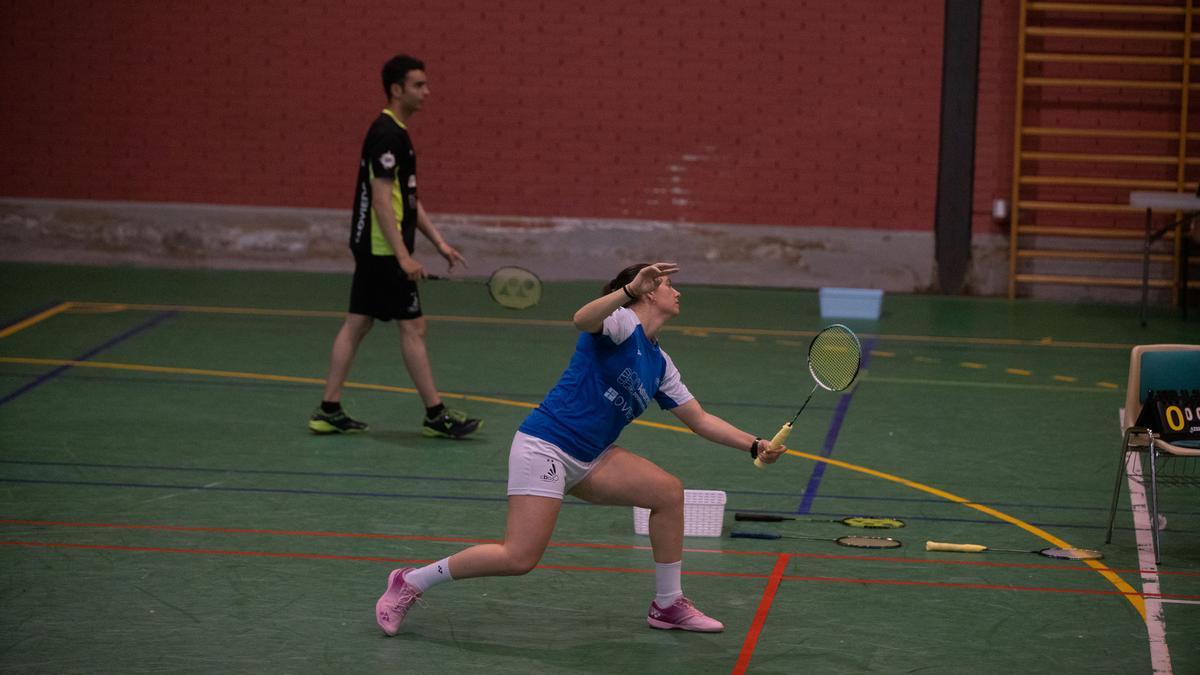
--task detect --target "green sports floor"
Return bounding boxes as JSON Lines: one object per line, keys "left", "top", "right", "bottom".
{"left": 1, "top": 261, "right": 1197, "bottom": 674}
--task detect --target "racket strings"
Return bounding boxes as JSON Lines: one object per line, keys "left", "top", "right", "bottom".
{"left": 842, "top": 517, "right": 905, "bottom": 529}
{"left": 836, "top": 536, "right": 902, "bottom": 549}
{"left": 808, "top": 327, "right": 862, "bottom": 391}
{"left": 1041, "top": 547, "right": 1104, "bottom": 560}
{"left": 487, "top": 267, "right": 542, "bottom": 309}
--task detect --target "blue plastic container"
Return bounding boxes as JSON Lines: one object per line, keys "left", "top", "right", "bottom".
{"left": 818, "top": 287, "right": 884, "bottom": 320}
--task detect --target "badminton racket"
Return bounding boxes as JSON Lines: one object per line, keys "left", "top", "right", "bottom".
{"left": 734, "top": 513, "right": 904, "bottom": 529}
{"left": 925, "top": 540, "right": 1103, "bottom": 561}
{"left": 731, "top": 531, "right": 902, "bottom": 548}
{"left": 426, "top": 266, "right": 542, "bottom": 310}
{"left": 756, "top": 324, "right": 863, "bottom": 468}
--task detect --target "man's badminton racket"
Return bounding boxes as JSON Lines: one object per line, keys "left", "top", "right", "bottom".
{"left": 734, "top": 513, "right": 904, "bottom": 529}
{"left": 731, "top": 531, "right": 902, "bottom": 549}
{"left": 427, "top": 266, "right": 542, "bottom": 310}
{"left": 925, "top": 540, "right": 1103, "bottom": 561}
{"left": 756, "top": 323, "right": 863, "bottom": 468}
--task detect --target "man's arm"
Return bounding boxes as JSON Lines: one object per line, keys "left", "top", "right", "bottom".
{"left": 371, "top": 177, "right": 424, "bottom": 279}
{"left": 416, "top": 201, "right": 467, "bottom": 270}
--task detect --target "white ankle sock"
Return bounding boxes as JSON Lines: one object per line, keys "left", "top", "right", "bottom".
{"left": 654, "top": 560, "right": 683, "bottom": 607}
{"left": 406, "top": 557, "right": 455, "bottom": 593}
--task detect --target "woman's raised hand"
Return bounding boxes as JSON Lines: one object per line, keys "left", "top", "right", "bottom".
{"left": 626, "top": 262, "right": 680, "bottom": 298}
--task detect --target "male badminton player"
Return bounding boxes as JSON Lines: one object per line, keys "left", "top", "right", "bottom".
{"left": 376, "top": 262, "right": 786, "bottom": 635}
{"left": 309, "top": 54, "right": 480, "bottom": 439}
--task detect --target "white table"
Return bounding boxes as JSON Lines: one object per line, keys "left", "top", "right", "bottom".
{"left": 1129, "top": 191, "right": 1200, "bottom": 324}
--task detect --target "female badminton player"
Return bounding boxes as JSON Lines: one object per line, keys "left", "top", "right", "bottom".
{"left": 375, "top": 262, "right": 786, "bottom": 635}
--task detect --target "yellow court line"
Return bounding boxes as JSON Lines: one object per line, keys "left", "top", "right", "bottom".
{"left": 774, "top": 448, "right": 1145, "bottom": 619}
{"left": 65, "top": 301, "right": 1138, "bottom": 351}
{"left": 0, "top": 302, "right": 74, "bottom": 339}
{"left": 0, "top": 357, "right": 538, "bottom": 411}
{"left": 862, "top": 374, "right": 1118, "bottom": 395}
{"left": 0, "top": 354, "right": 1144, "bottom": 618}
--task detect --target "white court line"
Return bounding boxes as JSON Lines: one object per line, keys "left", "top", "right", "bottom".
{"left": 1160, "top": 599, "right": 1200, "bottom": 606}
{"left": 1126, "top": 452, "right": 1172, "bottom": 675}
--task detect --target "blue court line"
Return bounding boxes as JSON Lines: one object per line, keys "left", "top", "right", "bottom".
{"left": 796, "top": 337, "right": 876, "bottom": 515}
{"left": 0, "top": 311, "right": 177, "bottom": 406}
{"left": 0, "top": 301, "right": 63, "bottom": 333}
{"left": 0, "top": 459, "right": 507, "bottom": 485}
{"left": 7, "top": 457, "right": 1187, "bottom": 516}
{"left": 0, "top": 477, "right": 534, "bottom": 505}
{"left": 0, "top": 476, "right": 1166, "bottom": 533}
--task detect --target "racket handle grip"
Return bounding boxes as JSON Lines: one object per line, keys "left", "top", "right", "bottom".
{"left": 730, "top": 531, "right": 781, "bottom": 540}
{"left": 754, "top": 423, "right": 794, "bottom": 469}
{"left": 925, "top": 541, "right": 988, "bottom": 553}
{"left": 734, "top": 513, "right": 787, "bottom": 522}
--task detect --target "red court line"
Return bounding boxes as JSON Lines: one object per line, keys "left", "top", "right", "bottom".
{"left": 778, "top": 573, "right": 1200, "bottom": 600}
{"left": 734, "top": 554, "right": 790, "bottom": 675}
{"left": 0, "top": 539, "right": 428, "bottom": 564}
{"left": 3, "top": 517, "right": 1198, "bottom": 577}
{"left": 4, "top": 539, "right": 1199, "bottom": 601}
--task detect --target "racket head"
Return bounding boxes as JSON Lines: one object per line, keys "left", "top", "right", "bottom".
{"left": 486, "top": 266, "right": 542, "bottom": 309}
{"left": 835, "top": 535, "right": 902, "bottom": 549}
{"left": 841, "top": 516, "right": 905, "bottom": 529}
{"left": 1038, "top": 547, "right": 1103, "bottom": 560}
{"left": 807, "top": 324, "right": 862, "bottom": 391}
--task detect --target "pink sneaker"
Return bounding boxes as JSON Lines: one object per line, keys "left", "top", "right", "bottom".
{"left": 646, "top": 597, "right": 724, "bottom": 632}
{"left": 375, "top": 568, "right": 422, "bottom": 636}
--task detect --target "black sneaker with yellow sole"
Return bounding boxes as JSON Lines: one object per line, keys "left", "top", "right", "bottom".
{"left": 309, "top": 407, "right": 368, "bottom": 434}
{"left": 422, "top": 408, "right": 481, "bottom": 439}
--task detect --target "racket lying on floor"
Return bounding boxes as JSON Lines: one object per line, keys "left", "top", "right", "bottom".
{"left": 734, "top": 512, "right": 904, "bottom": 529}
{"left": 756, "top": 324, "right": 863, "bottom": 468}
{"left": 426, "top": 266, "right": 542, "bottom": 309}
{"left": 731, "top": 531, "right": 902, "bottom": 549}
{"left": 925, "top": 540, "right": 1103, "bottom": 560}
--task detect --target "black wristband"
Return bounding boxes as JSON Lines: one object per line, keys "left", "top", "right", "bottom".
{"left": 750, "top": 437, "right": 762, "bottom": 459}
{"left": 622, "top": 285, "right": 636, "bottom": 300}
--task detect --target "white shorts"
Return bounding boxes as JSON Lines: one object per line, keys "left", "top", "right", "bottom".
{"left": 507, "top": 431, "right": 602, "bottom": 499}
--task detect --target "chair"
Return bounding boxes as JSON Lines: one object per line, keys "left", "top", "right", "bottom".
{"left": 1105, "top": 344, "right": 1200, "bottom": 563}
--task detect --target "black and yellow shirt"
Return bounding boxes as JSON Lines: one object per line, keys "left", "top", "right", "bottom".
{"left": 349, "top": 109, "right": 418, "bottom": 257}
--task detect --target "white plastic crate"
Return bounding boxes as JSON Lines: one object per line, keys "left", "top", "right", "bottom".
{"left": 633, "top": 489, "right": 726, "bottom": 538}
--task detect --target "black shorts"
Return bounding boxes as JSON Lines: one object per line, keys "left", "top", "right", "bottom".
{"left": 348, "top": 255, "right": 422, "bottom": 321}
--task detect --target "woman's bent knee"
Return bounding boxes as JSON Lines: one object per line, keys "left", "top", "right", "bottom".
{"left": 646, "top": 474, "right": 683, "bottom": 512}
{"left": 501, "top": 552, "right": 541, "bottom": 576}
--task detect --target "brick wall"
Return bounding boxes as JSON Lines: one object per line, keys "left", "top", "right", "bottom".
{"left": 974, "top": 0, "right": 1019, "bottom": 238}
{"left": 0, "top": 0, "right": 947, "bottom": 231}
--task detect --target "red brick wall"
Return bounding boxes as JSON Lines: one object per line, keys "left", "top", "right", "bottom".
{"left": 974, "top": 0, "right": 1019, "bottom": 237}
{"left": 1, "top": 1, "right": 948, "bottom": 231}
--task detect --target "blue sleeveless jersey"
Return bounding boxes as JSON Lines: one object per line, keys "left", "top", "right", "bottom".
{"left": 519, "top": 308, "right": 693, "bottom": 462}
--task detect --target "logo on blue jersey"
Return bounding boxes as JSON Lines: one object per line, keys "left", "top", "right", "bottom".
{"left": 618, "top": 368, "right": 651, "bottom": 408}
{"left": 604, "top": 385, "right": 637, "bottom": 421}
